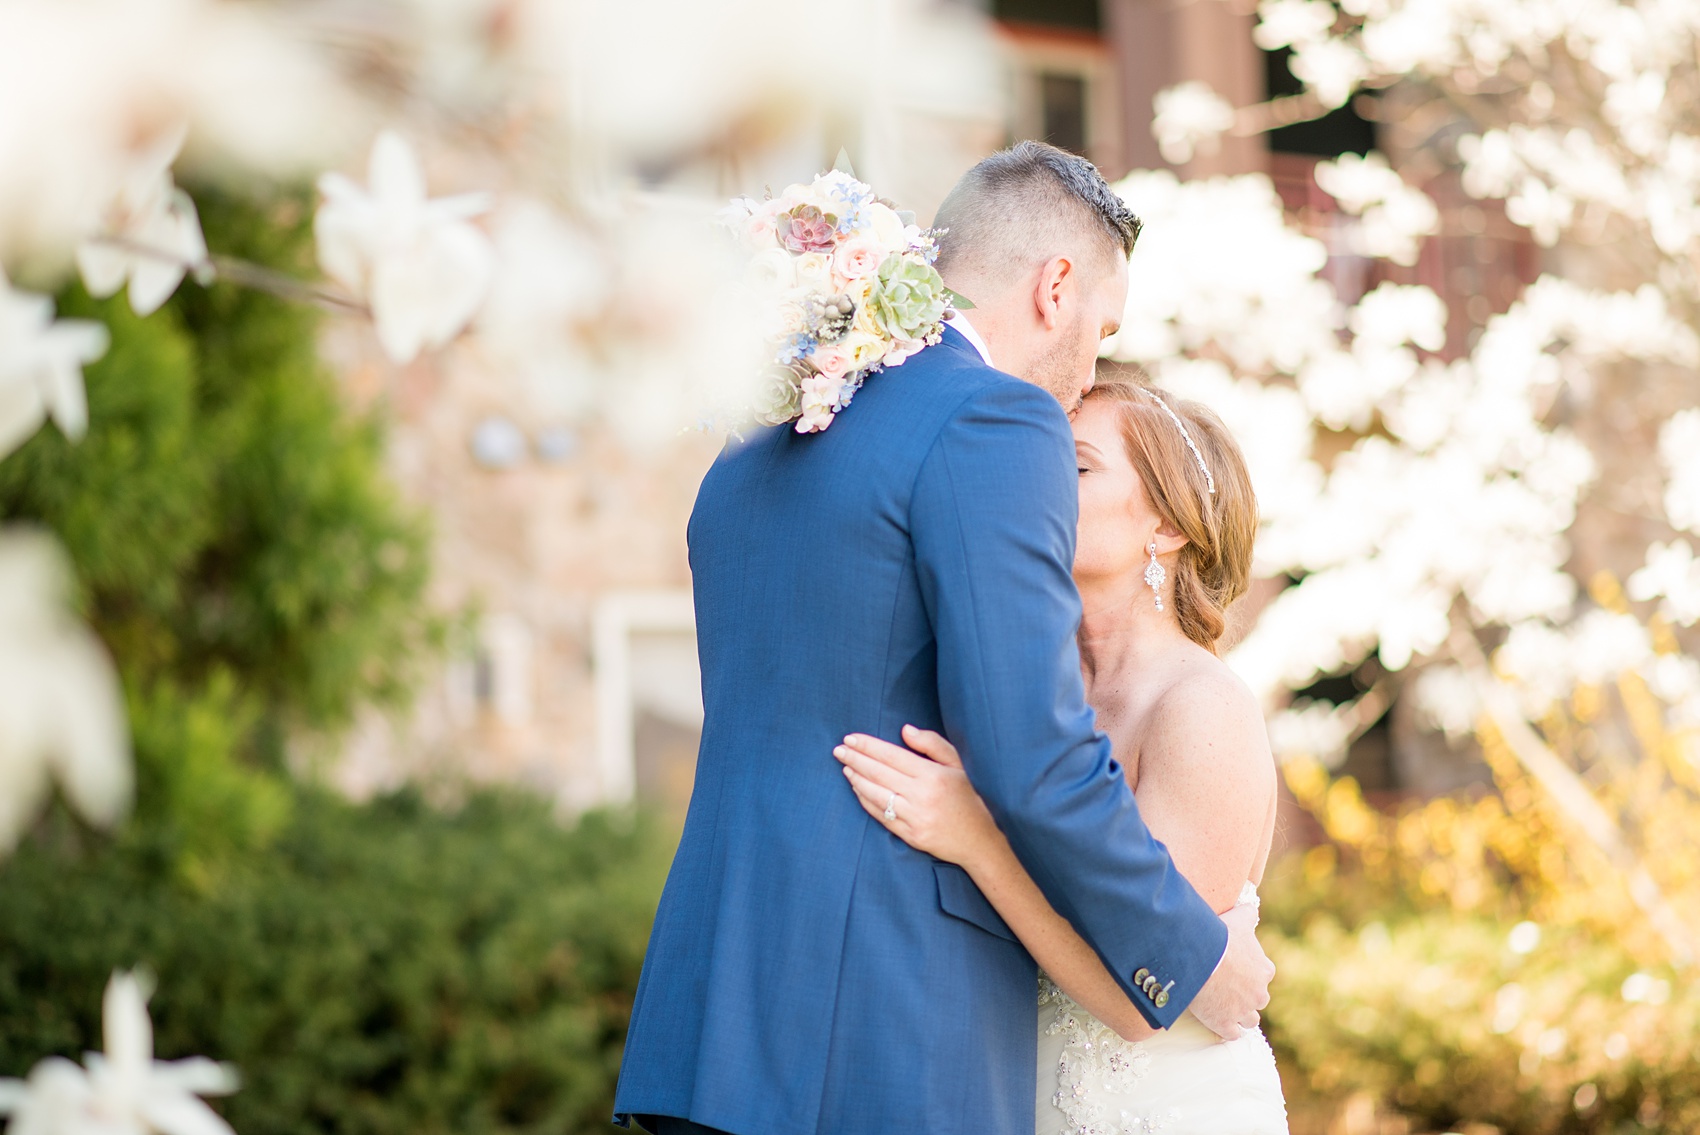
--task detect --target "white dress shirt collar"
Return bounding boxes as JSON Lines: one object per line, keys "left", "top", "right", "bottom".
{"left": 945, "top": 309, "right": 995, "bottom": 369}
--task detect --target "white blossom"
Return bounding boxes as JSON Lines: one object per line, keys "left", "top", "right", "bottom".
{"left": 1413, "top": 665, "right": 1481, "bottom": 741}
{"left": 75, "top": 130, "right": 206, "bottom": 317}
{"left": 1266, "top": 700, "right": 1355, "bottom": 767}
{"left": 0, "top": 972, "right": 236, "bottom": 1135}
{"left": 0, "top": 0, "right": 347, "bottom": 279}
{"left": 1628, "top": 540, "right": 1700, "bottom": 626}
{"left": 0, "top": 531, "right": 130, "bottom": 856}
{"left": 1496, "top": 612, "right": 1654, "bottom": 715}
{"left": 1151, "top": 82, "right": 1237, "bottom": 165}
{"left": 1459, "top": 131, "right": 1521, "bottom": 199}
{"left": 1506, "top": 177, "right": 1574, "bottom": 246}
{"left": 1315, "top": 153, "right": 1439, "bottom": 265}
{"left": 1350, "top": 283, "right": 1447, "bottom": 351}
{"left": 315, "top": 131, "right": 496, "bottom": 365}
{"left": 1254, "top": 0, "right": 1339, "bottom": 51}
{"left": 1115, "top": 171, "right": 1620, "bottom": 703}
{"left": 1289, "top": 38, "right": 1368, "bottom": 110}
{"left": 1109, "top": 170, "right": 1336, "bottom": 375}
{"left": 0, "top": 274, "right": 109, "bottom": 459}
{"left": 471, "top": 198, "right": 605, "bottom": 420}
{"left": 1659, "top": 409, "right": 1700, "bottom": 534}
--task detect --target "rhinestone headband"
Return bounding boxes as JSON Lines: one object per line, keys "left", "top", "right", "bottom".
{"left": 1138, "top": 387, "right": 1216, "bottom": 495}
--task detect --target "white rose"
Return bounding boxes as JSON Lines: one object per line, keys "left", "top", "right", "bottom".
{"left": 840, "top": 329, "right": 886, "bottom": 370}
{"left": 867, "top": 203, "right": 906, "bottom": 250}
{"left": 795, "top": 251, "right": 832, "bottom": 289}
{"left": 747, "top": 248, "right": 795, "bottom": 291}
{"left": 780, "top": 181, "right": 833, "bottom": 214}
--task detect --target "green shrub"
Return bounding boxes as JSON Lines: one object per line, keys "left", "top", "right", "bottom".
{"left": 0, "top": 789, "right": 670, "bottom": 1135}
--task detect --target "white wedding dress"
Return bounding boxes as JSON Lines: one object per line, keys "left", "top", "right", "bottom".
{"left": 1034, "top": 884, "right": 1289, "bottom": 1135}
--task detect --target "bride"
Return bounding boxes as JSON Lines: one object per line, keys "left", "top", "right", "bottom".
{"left": 835, "top": 378, "right": 1288, "bottom": 1135}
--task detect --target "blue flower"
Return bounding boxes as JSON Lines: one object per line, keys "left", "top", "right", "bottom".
{"left": 778, "top": 333, "right": 815, "bottom": 365}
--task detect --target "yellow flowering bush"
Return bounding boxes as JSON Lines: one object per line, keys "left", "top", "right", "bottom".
{"left": 1262, "top": 583, "right": 1700, "bottom": 1133}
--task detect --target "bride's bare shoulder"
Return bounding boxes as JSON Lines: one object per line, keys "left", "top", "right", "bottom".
{"left": 1142, "top": 650, "right": 1273, "bottom": 780}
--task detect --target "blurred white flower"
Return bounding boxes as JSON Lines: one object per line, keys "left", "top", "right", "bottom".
{"left": 315, "top": 131, "right": 496, "bottom": 364}
{"left": 472, "top": 199, "right": 604, "bottom": 420}
{"left": 1265, "top": 700, "right": 1354, "bottom": 766}
{"left": 0, "top": 0, "right": 349, "bottom": 279}
{"left": 0, "top": 972, "right": 236, "bottom": 1135}
{"left": 1459, "top": 131, "right": 1521, "bottom": 199}
{"left": 1629, "top": 540, "right": 1700, "bottom": 625}
{"left": 1254, "top": 0, "right": 1338, "bottom": 50}
{"left": 1109, "top": 171, "right": 1335, "bottom": 376}
{"left": 1289, "top": 38, "right": 1368, "bottom": 109}
{"left": 1350, "top": 283, "right": 1447, "bottom": 351}
{"left": 514, "top": 0, "right": 873, "bottom": 165}
{"left": 86, "top": 973, "right": 238, "bottom": 1135}
{"left": 1496, "top": 612, "right": 1653, "bottom": 715}
{"left": 1314, "top": 151, "right": 1405, "bottom": 213}
{"left": 1151, "top": 82, "right": 1237, "bottom": 165}
{"left": 1506, "top": 177, "right": 1574, "bottom": 246}
{"left": 0, "top": 274, "right": 109, "bottom": 459}
{"left": 0, "top": 1058, "right": 100, "bottom": 1135}
{"left": 75, "top": 130, "right": 205, "bottom": 317}
{"left": 1412, "top": 665, "right": 1481, "bottom": 741}
{"left": 0, "top": 530, "right": 131, "bottom": 855}
{"left": 1315, "top": 153, "right": 1439, "bottom": 265}
{"left": 1658, "top": 409, "right": 1700, "bottom": 534}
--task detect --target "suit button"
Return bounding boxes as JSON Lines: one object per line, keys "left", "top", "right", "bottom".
{"left": 1133, "top": 968, "right": 1150, "bottom": 985}
{"left": 1141, "top": 976, "right": 1159, "bottom": 996}
{"left": 1155, "top": 991, "right": 1170, "bottom": 1009}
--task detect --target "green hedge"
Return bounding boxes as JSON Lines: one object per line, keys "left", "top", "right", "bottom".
{"left": 0, "top": 791, "right": 671, "bottom": 1135}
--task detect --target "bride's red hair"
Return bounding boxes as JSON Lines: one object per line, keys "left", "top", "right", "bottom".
{"left": 1084, "top": 378, "right": 1259, "bottom": 653}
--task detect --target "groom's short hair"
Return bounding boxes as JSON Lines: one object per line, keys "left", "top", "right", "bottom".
{"left": 932, "top": 141, "right": 1142, "bottom": 285}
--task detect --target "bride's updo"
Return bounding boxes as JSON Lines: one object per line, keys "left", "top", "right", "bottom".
{"left": 1084, "top": 378, "right": 1259, "bottom": 653}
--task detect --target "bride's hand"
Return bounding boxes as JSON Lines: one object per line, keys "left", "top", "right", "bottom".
{"left": 835, "top": 725, "right": 1005, "bottom": 868}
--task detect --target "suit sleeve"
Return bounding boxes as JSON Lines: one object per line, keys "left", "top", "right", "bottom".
{"left": 910, "top": 379, "right": 1228, "bottom": 1027}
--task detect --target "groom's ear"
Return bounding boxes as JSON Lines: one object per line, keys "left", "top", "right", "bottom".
{"left": 1033, "top": 254, "right": 1075, "bottom": 331}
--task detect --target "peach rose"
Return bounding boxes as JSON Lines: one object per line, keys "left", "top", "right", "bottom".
{"left": 833, "top": 234, "right": 886, "bottom": 280}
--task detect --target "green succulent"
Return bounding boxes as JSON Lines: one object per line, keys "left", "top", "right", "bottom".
{"left": 868, "top": 254, "right": 949, "bottom": 342}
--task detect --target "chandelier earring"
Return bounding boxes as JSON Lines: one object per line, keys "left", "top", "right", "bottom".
{"left": 1144, "top": 541, "right": 1166, "bottom": 612}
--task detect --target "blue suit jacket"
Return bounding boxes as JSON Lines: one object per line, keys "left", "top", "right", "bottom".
{"left": 614, "top": 327, "right": 1227, "bottom": 1135}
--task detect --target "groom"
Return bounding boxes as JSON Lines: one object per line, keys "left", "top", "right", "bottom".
{"left": 615, "top": 142, "right": 1274, "bottom": 1135}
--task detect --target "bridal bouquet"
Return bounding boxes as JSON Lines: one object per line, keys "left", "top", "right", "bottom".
{"left": 722, "top": 170, "right": 956, "bottom": 434}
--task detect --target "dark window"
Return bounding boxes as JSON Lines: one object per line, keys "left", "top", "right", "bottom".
{"left": 1040, "top": 72, "right": 1089, "bottom": 155}
{"left": 1263, "top": 47, "right": 1376, "bottom": 157}
{"left": 994, "top": 0, "right": 1100, "bottom": 31}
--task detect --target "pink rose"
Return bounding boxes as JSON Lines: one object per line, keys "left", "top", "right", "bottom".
{"left": 833, "top": 234, "right": 886, "bottom": 280}
{"left": 809, "top": 342, "right": 854, "bottom": 380}
{"left": 778, "top": 205, "right": 838, "bottom": 254}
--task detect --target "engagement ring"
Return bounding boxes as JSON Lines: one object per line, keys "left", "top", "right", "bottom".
{"left": 883, "top": 792, "right": 898, "bottom": 822}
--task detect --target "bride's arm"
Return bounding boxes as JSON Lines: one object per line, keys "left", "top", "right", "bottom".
{"left": 836, "top": 726, "right": 1160, "bottom": 1041}
{"left": 837, "top": 684, "right": 1275, "bottom": 1042}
